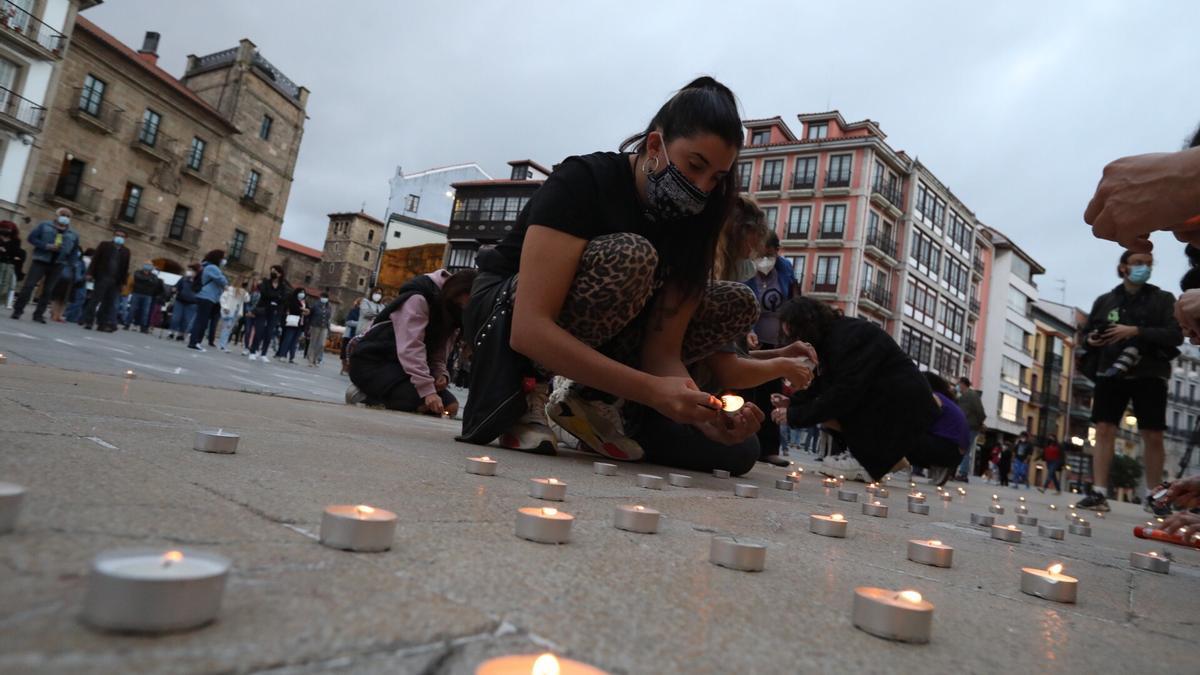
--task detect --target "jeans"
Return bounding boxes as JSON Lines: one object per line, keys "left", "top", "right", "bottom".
{"left": 170, "top": 302, "right": 197, "bottom": 336}
{"left": 1043, "top": 460, "right": 1062, "bottom": 491}
{"left": 218, "top": 312, "right": 238, "bottom": 349}
{"left": 126, "top": 293, "right": 154, "bottom": 330}
{"left": 81, "top": 276, "right": 120, "bottom": 327}
{"left": 64, "top": 283, "right": 87, "bottom": 323}
{"left": 1012, "top": 459, "right": 1029, "bottom": 487}
{"left": 276, "top": 325, "right": 301, "bottom": 361}
{"left": 251, "top": 310, "right": 279, "bottom": 356}
{"left": 957, "top": 431, "right": 978, "bottom": 479}
{"left": 189, "top": 298, "right": 216, "bottom": 347}
{"left": 11, "top": 260, "right": 64, "bottom": 319}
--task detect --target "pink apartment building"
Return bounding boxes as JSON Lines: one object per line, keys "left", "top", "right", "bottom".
{"left": 738, "top": 111, "right": 993, "bottom": 382}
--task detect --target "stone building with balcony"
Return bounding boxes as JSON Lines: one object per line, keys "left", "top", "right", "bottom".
{"left": 444, "top": 159, "right": 547, "bottom": 270}
{"left": 317, "top": 211, "right": 384, "bottom": 320}
{"left": 0, "top": 0, "right": 95, "bottom": 222}
{"left": 737, "top": 112, "right": 991, "bottom": 383}
{"left": 22, "top": 16, "right": 307, "bottom": 282}
{"left": 273, "top": 237, "right": 321, "bottom": 294}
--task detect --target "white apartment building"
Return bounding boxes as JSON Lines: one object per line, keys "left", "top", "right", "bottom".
{"left": 386, "top": 162, "right": 490, "bottom": 232}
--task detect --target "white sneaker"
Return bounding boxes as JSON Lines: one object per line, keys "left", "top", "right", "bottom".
{"left": 818, "top": 452, "right": 867, "bottom": 482}
{"left": 248, "top": 353, "right": 258, "bottom": 361}
{"left": 240, "top": 349, "right": 249, "bottom": 356}
{"left": 546, "top": 384, "right": 644, "bottom": 461}
{"left": 260, "top": 355, "right": 271, "bottom": 363}
{"left": 499, "top": 381, "right": 558, "bottom": 455}
{"left": 345, "top": 383, "right": 367, "bottom": 405}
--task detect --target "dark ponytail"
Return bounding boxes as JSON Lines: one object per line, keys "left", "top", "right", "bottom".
{"left": 620, "top": 76, "right": 744, "bottom": 301}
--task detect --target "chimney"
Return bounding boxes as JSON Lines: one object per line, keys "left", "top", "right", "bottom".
{"left": 138, "top": 31, "right": 160, "bottom": 66}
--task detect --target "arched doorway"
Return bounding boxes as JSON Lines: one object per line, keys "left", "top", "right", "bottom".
{"left": 154, "top": 257, "right": 184, "bottom": 274}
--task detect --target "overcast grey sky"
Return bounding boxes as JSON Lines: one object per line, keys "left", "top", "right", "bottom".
{"left": 88, "top": 0, "right": 1199, "bottom": 309}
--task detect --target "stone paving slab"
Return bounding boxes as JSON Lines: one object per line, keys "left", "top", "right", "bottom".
{"left": 1, "top": 363, "right": 1199, "bottom": 674}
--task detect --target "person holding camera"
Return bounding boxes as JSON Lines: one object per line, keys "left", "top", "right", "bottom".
{"left": 1076, "top": 250, "right": 1182, "bottom": 512}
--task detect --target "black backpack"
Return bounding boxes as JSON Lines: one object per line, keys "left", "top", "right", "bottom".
{"left": 191, "top": 267, "right": 205, "bottom": 293}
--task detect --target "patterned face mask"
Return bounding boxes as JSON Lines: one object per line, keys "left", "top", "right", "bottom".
{"left": 643, "top": 134, "right": 709, "bottom": 222}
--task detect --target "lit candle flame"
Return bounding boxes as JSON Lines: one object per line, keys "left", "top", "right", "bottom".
{"left": 161, "top": 550, "right": 184, "bottom": 567}
{"left": 928, "top": 540, "right": 942, "bottom": 546}
{"left": 356, "top": 505, "right": 375, "bottom": 516}
{"left": 1048, "top": 563, "right": 1063, "bottom": 575}
{"left": 838, "top": 475, "right": 845, "bottom": 481}
{"left": 831, "top": 513, "right": 844, "bottom": 521}
{"left": 1019, "top": 496, "right": 1026, "bottom": 502}
{"left": 898, "top": 590, "right": 923, "bottom": 604}
{"left": 532, "top": 653, "right": 560, "bottom": 675}
{"left": 992, "top": 494, "right": 998, "bottom": 501}
{"left": 915, "top": 493, "right": 924, "bottom": 498}
{"left": 1049, "top": 504, "right": 1057, "bottom": 510}
{"left": 873, "top": 501, "right": 882, "bottom": 506}
{"left": 480, "top": 456, "right": 491, "bottom": 461}
{"left": 542, "top": 508, "right": 558, "bottom": 516}
{"left": 1009, "top": 525, "right": 1018, "bottom": 530}
{"left": 634, "top": 505, "right": 644, "bottom": 511}
{"left": 126, "top": 370, "right": 133, "bottom": 375}
{"left": 719, "top": 394, "right": 744, "bottom": 412}
{"left": 910, "top": 482, "right": 916, "bottom": 488}
{"left": 1148, "top": 552, "right": 1157, "bottom": 557}
{"left": 547, "top": 478, "right": 559, "bottom": 485}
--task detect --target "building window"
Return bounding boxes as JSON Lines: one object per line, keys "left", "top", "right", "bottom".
{"left": 819, "top": 204, "right": 846, "bottom": 239}
{"left": 786, "top": 205, "right": 811, "bottom": 239}
{"left": 792, "top": 156, "right": 817, "bottom": 189}
{"left": 230, "top": 229, "right": 247, "bottom": 261}
{"left": 760, "top": 159, "right": 783, "bottom": 190}
{"left": 1001, "top": 356, "right": 1024, "bottom": 386}
{"left": 78, "top": 74, "right": 106, "bottom": 117}
{"left": 367, "top": 229, "right": 374, "bottom": 242}
{"left": 187, "top": 137, "right": 206, "bottom": 171}
{"left": 511, "top": 165, "right": 532, "bottom": 180}
{"left": 736, "top": 161, "right": 752, "bottom": 192}
{"left": 54, "top": 158, "right": 87, "bottom": 200}
{"left": 751, "top": 129, "right": 771, "bottom": 145}
{"left": 1004, "top": 321, "right": 1031, "bottom": 353}
{"left": 404, "top": 194, "right": 420, "bottom": 213}
{"left": 787, "top": 255, "right": 806, "bottom": 282}
{"left": 806, "top": 122, "right": 828, "bottom": 140}
{"left": 358, "top": 277, "right": 365, "bottom": 287}
{"left": 1000, "top": 394, "right": 1019, "bottom": 422}
{"left": 392, "top": 231, "right": 401, "bottom": 239}
{"left": 304, "top": 273, "right": 312, "bottom": 284}
{"left": 363, "top": 251, "right": 370, "bottom": 262}
{"left": 448, "top": 247, "right": 477, "bottom": 269}
{"left": 118, "top": 183, "right": 142, "bottom": 222}
{"left": 1007, "top": 286, "right": 1029, "bottom": 315}
{"left": 167, "top": 204, "right": 189, "bottom": 240}
{"left": 761, "top": 207, "right": 778, "bottom": 231}
{"left": 826, "top": 154, "right": 852, "bottom": 187}
{"left": 138, "top": 109, "right": 162, "bottom": 147}
{"left": 814, "top": 255, "right": 840, "bottom": 292}
{"left": 259, "top": 114, "right": 273, "bottom": 140}
{"left": 244, "top": 170, "right": 261, "bottom": 199}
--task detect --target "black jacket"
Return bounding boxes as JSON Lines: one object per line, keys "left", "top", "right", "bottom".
{"left": 787, "top": 316, "right": 937, "bottom": 480}
{"left": 131, "top": 269, "right": 164, "bottom": 298}
{"left": 0, "top": 236, "right": 25, "bottom": 280}
{"left": 255, "top": 278, "right": 289, "bottom": 311}
{"left": 1083, "top": 283, "right": 1182, "bottom": 380}
{"left": 87, "top": 241, "right": 130, "bottom": 283}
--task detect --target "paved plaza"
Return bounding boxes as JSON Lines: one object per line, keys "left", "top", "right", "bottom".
{"left": 1, "top": 323, "right": 1199, "bottom": 674}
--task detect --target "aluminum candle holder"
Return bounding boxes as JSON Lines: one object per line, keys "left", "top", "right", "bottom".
{"left": 775, "top": 479, "right": 795, "bottom": 491}
{"left": 713, "top": 469, "right": 731, "bottom": 479}
{"left": 0, "top": 353, "right": 7, "bottom": 364}
{"left": 82, "top": 548, "right": 230, "bottom": 633}
{"left": 320, "top": 505, "right": 398, "bottom": 552}
{"left": 667, "top": 473, "right": 693, "bottom": 488}
{"left": 908, "top": 502, "right": 930, "bottom": 516}
{"left": 0, "top": 482, "right": 24, "bottom": 534}
{"left": 1015, "top": 505, "right": 1029, "bottom": 515}
{"left": 1017, "top": 514, "right": 1039, "bottom": 526}
{"left": 637, "top": 474, "right": 664, "bottom": 490}
{"left": 852, "top": 587, "right": 934, "bottom": 643}
{"left": 123, "top": 369, "right": 137, "bottom": 380}
{"left": 515, "top": 506, "right": 573, "bottom": 544}
{"left": 991, "top": 524, "right": 1022, "bottom": 543}
{"left": 593, "top": 462, "right": 618, "bottom": 476}
{"left": 810, "top": 513, "right": 848, "bottom": 538}
{"left": 613, "top": 505, "right": 660, "bottom": 534}
{"left": 970, "top": 513, "right": 995, "bottom": 527}
{"left": 907, "top": 539, "right": 953, "bottom": 568}
{"left": 785, "top": 470, "right": 803, "bottom": 483}
{"left": 734, "top": 483, "right": 759, "bottom": 498}
{"left": 862, "top": 501, "right": 888, "bottom": 518}
{"left": 1069, "top": 521, "right": 1092, "bottom": 537}
{"left": 837, "top": 489, "right": 859, "bottom": 502}
{"left": 875, "top": 488, "right": 890, "bottom": 498}
{"left": 193, "top": 429, "right": 239, "bottom": 454}
{"left": 1130, "top": 551, "right": 1169, "bottom": 574}
{"left": 907, "top": 493, "right": 927, "bottom": 504}
{"left": 709, "top": 535, "right": 766, "bottom": 572}
{"left": 529, "top": 478, "right": 567, "bottom": 502}
{"left": 466, "top": 456, "right": 497, "bottom": 476}
{"left": 1020, "top": 563, "right": 1077, "bottom": 603}
{"left": 989, "top": 503, "right": 1005, "bottom": 515}
{"left": 1038, "top": 524, "right": 1065, "bottom": 540}
{"left": 941, "top": 492, "right": 954, "bottom": 502}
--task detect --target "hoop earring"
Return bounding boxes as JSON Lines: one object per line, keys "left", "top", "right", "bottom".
{"left": 643, "top": 154, "right": 660, "bottom": 176}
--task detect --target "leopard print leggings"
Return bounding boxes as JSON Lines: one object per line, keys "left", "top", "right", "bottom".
{"left": 556, "top": 233, "right": 759, "bottom": 369}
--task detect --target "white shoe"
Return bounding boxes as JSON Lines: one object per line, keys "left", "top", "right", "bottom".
{"left": 240, "top": 349, "right": 249, "bottom": 356}
{"left": 248, "top": 353, "right": 258, "bottom": 361}
{"left": 260, "top": 355, "right": 271, "bottom": 363}
{"left": 818, "top": 452, "right": 867, "bottom": 482}
{"left": 499, "top": 381, "right": 557, "bottom": 455}
{"left": 345, "top": 384, "right": 367, "bottom": 405}
{"left": 547, "top": 384, "right": 644, "bottom": 461}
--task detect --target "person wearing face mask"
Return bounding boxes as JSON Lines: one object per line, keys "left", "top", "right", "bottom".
{"left": 347, "top": 269, "right": 476, "bottom": 415}
{"left": 0, "top": 220, "right": 26, "bottom": 310}
{"left": 275, "top": 286, "right": 309, "bottom": 363}
{"left": 125, "top": 260, "right": 164, "bottom": 333}
{"left": 187, "top": 250, "right": 229, "bottom": 351}
{"left": 1075, "top": 250, "right": 1182, "bottom": 513}
{"left": 167, "top": 265, "right": 200, "bottom": 340}
{"left": 81, "top": 230, "right": 130, "bottom": 331}
{"left": 952, "top": 376, "right": 986, "bottom": 482}
{"left": 305, "top": 291, "right": 333, "bottom": 367}
{"left": 249, "top": 265, "right": 289, "bottom": 362}
{"left": 217, "top": 278, "right": 249, "bottom": 352}
{"left": 359, "top": 287, "right": 385, "bottom": 328}
{"left": 10, "top": 207, "right": 79, "bottom": 323}
{"left": 460, "top": 77, "right": 764, "bottom": 477}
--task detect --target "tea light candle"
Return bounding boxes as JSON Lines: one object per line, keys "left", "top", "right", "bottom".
{"left": 1067, "top": 510, "right": 1079, "bottom": 522}
{"left": 786, "top": 470, "right": 803, "bottom": 483}
{"left": 82, "top": 548, "right": 230, "bottom": 632}
{"left": 970, "top": 513, "right": 995, "bottom": 527}
{"left": 515, "top": 506, "right": 573, "bottom": 544}
{"left": 123, "top": 369, "right": 137, "bottom": 380}
{"left": 320, "top": 504, "right": 398, "bottom": 552}
{"left": 862, "top": 500, "right": 888, "bottom": 518}
{"left": 0, "top": 482, "right": 25, "bottom": 534}
{"left": 865, "top": 482, "right": 879, "bottom": 495}
{"left": 734, "top": 483, "right": 759, "bottom": 498}
{"left": 822, "top": 477, "right": 840, "bottom": 489}
{"left": 1049, "top": 504, "right": 1058, "bottom": 511}
{"left": 907, "top": 539, "right": 953, "bottom": 567}
{"left": 852, "top": 587, "right": 934, "bottom": 643}
{"left": 475, "top": 652, "right": 608, "bottom": 675}
{"left": 1015, "top": 505, "right": 1029, "bottom": 515}
{"left": 0, "top": 353, "right": 6, "bottom": 364}
{"left": 709, "top": 535, "right": 766, "bottom": 572}
{"left": 991, "top": 524, "right": 1022, "bottom": 543}
{"left": 810, "top": 513, "right": 848, "bottom": 537}
{"left": 720, "top": 394, "right": 745, "bottom": 412}
{"left": 613, "top": 505, "right": 660, "bottom": 534}
{"left": 593, "top": 462, "right": 618, "bottom": 476}
{"left": 989, "top": 503, "right": 1005, "bottom": 515}
{"left": 530, "top": 478, "right": 567, "bottom": 501}
{"left": 957, "top": 487, "right": 967, "bottom": 496}
{"left": 1130, "top": 551, "right": 1170, "bottom": 574}
{"left": 1020, "top": 563, "right": 1078, "bottom": 603}
{"left": 1096, "top": 511, "right": 1106, "bottom": 519}
{"left": 875, "top": 487, "right": 890, "bottom": 498}
{"left": 1017, "top": 514, "right": 1039, "bottom": 526}
{"left": 668, "top": 473, "right": 693, "bottom": 488}
{"left": 1069, "top": 521, "right": 1092, "bottom": 537}
{"left": 193, "top": 429, "right": 239, "bottom": 454}
{"left": 837, "top": 489, "right": 859, "bottom": 502}
{"left": 466, "top": 455, "right": 497, "bottom": 476}
{"left": 713, "top": 469, "right": 731, "bottom": 479}
{"left": 1039, "top": 524, "right": 1065, "bottom": 540}
{"left": 908, "top": 501, "right": 930, "bottom": 515}
{"left": 637, "top": 474, "right": 664, "bottom": 490}
{"left": 775, "top": 478, "right": 794, "bottom": 491}
{"left": 941, "top": 492, "right": 953, "bottom": 502}
{"left": 907, "top": 492, "right": 926, "bottom": 504}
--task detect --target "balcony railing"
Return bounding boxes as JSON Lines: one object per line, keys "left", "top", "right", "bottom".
{"left": 228, "top": 249, "right": 258, "bottom": 270}
{"left": 69, "top": 88, "right": 123, "bottom": 134}
{"left": 1037, "top": 393, "right": 1065, "bottom": 410}
{"left": 181, "top": 160, "right": 219, "bottom": 184}
{"left": 809, "top": 273, "right": 838, "bottom": 294}
{"left": 163, "top": 226, "right": 202, "bottom": 250}
{"left": 966, "top": 339, "right": 977, "bottom": 356}
{"left": 969, "top": 298, "right": 981, "bottom": 315}
{"left": 858, "top": 282, "right": 892, "bottom": 309}
{"left": 240, "top": 187, "right": 274, "bottom": 212}
{"left": 864, "top": 229, "right": 897, "bottom": 259}
{"left": 972, "top": 256, "right": 985, "bottom": 274}
{"left": 871, "top": 179, "right": 903, "bottom": 209}
{"left": 758, "top": 177, "right": 781, "bottom": 191}
{"left": 824, "top": 174, "right": 851, "bottom": 188}
{"left": 43, "top": 173, "right": 102, "bottom": 213}
{"left": 0, "top": 85, "right": 46, "bottom": 132}
{"left": 1, "top": 0, "right": 67, "bottom": 57}
{"left": 111, "top": 199, "right": 160, "bottom": 238}
{"left": 791, "top": 176, "right": 816, "bottom": 190}
{"left": 817, "top": 228, "right": 844, "bottom": 241}
{"left": 130, "top": 125, "right": 179, "bottom": 162}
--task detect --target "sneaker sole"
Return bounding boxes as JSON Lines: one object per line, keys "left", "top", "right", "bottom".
{"left": 548, "top": 399, "right": 643, "bottom": 461}
{"left": 498, "top": 434, "right": 558, "bottom": 456}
